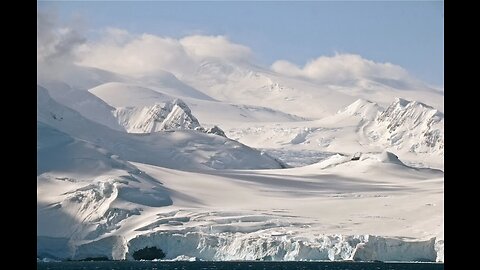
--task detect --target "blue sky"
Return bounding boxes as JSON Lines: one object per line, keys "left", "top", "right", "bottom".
{"left": 38, "top": 1, "right": 444, "bottom": 87}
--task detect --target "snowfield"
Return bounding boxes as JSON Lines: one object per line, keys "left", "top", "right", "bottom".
{"left": 37, "top": 60, "right": 443, "bottom": 262}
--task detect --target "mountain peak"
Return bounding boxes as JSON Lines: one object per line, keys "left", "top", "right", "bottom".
{"left": 393, "top": 97, "right": 410, "bottom": 107}
{"left": 160, "top": 99, "right": 201, "bottom": 131}
{"left": 337, "top": 98, "right": 382, "bottom": 120}
{"left": 367, "top": 98, "right": 444, "bottom": 155}
{"left": 172, "top": 98, "right": 192, "bottom": 114}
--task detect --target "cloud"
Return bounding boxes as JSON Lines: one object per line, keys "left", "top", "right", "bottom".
{"left": 37, "top": 11, "right": 421, "bottom": 89}
{"left": 78, "top": 33, "right": 194, "bottom": 77}
{"left": 180, "top": 35, "right": 252, "bottom": 61}
{"left": 37, "top": 10, "right": 86, "bottom": 65}
{"left": 77, "top": 31, "right": 252, "bottom": 77}
{"left": 37, "top": 9, "right": 251, "bottom": 79}
{"left": 271, "top": 54, "right": 411, "bottom": 85}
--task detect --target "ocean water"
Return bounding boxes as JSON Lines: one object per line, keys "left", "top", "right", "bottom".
{"left": 37, "top": 261, "right": 444, "bottom": 270}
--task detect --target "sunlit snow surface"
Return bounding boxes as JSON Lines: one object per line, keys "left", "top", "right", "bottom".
{"left": 37, "top": 62, "right": 443, "bottom": 262}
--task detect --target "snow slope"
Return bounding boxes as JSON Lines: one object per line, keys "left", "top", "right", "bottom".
{"left": 38, "top": 85, "right": 283, "bottom": 171}
{"left": 37, "top": 121, "right": 173, "bottom": 259}
{"left": 128, "top": 152, "right": 442, "bottom": 262}
{"left": 38, "top": 80, "right": 125, "bottom": 132}
{"left": 89, "top": 82, "right": 173, "bottom": 107}
{"left": 134, "top": 70, "right": 216, "bottom": 101}
{"left": 38, "top": 143, "right": 444, "bottom": 261}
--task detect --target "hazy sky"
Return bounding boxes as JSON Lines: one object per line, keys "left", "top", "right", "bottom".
{"left": 38, "top": 1, "right": 444, "bottom": 87}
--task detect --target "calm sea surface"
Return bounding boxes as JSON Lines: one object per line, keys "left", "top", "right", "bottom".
{"left": 37, "top": 261, "right": 444, "bottom": 270}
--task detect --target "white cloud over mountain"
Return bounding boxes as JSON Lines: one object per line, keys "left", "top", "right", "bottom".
{"left": 38, "top": 10, "right": 424, "bottom": 88}
{"left": 180, "top": 35, "right": 252, "bottom": 61}
{"left": 79, "top": 33, "right": 195, "bottom": 77}
{"left": 79, "top": 32, "right": 412, "bottom": 86}
{"left": 271, "top": 54, "right": 411, "bottom": 85}
{"left": 77, "top": 32, "right": 253, "bottom": 77}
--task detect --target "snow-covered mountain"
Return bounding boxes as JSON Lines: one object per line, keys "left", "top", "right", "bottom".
{"left": 88, "top": 81, "right": 305, "bottom": 129}
{"left": 365, "top": 98, "right": 444, "bottom": 156}
{"left": 37, "top": 85, "right": 283, "bottom": 170}
{"left": 183, "top": 60, "right": 443, "bottom": 119}
{"left": 89, "top": 83, "right": 227, "bottom": 135}
{"left": 37, "top": 59, "right": 444, "bottom": 262}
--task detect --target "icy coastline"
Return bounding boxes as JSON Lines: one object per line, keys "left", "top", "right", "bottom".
{"left": 38, "top": 232, "right": 442, "bottom": 262}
